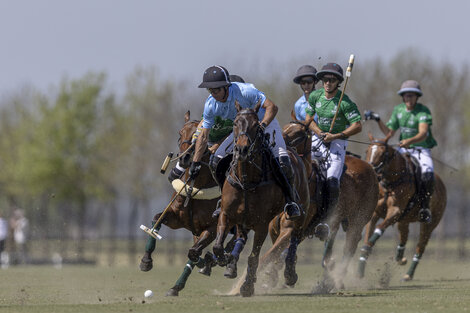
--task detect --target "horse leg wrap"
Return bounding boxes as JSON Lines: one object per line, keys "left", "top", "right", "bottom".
{"left": 230, "top": 238, "right": 246, "bottom": 261}
{"left": 286, "top": 236, "right": 300, "bottom": 264}
{"left": 145, "top": 222, "right": 161, "bottom": 253}
{"left": 406, "top": 254, "right": 421, "bottom": 278}
{"left": 368, "top": 228, "right": 383, "bottom": 246}
{"left": 168, "top": 164, "right": 185, "bottom": 183}
{"left": 174, "top": 258, "right": 202, "bottom": 289}
{"left": 395, "top": 244, "right": 406, "bottom": 262}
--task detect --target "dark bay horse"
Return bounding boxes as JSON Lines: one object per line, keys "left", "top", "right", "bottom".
{"left": 359, "top": 134, "right": 447, "bottom": 281}
{"left": 212, "top": 105, "right": 310, "bottom": 297}
{"left": 281, "top": 119, "right": 379, "bottom": 290}
{"left": 140, "top": 111, "right": 229, "bottom": 296}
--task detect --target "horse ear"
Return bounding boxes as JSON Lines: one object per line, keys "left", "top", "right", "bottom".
{"left": 368, "top": 131, "right": 374, "bottom": 142}
{"left": 184, "top": 110, "right": 190, "bottom": 123}
{"left": 291, "top": 109, "right": 297, "bottom": 121}
{"left": 254, "top": 99, "right": 261, "bottom": 113}
{"left": 384, "top": 132, "right": 393, "bottom": 143}
{"left": 235, "top": 100, "right": 242, "bottom": 112}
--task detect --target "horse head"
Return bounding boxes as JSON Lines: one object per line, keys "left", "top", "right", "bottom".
{"left": 282, "top": 118, "right": 311, "bottom": 155}
{"left": 177, "top": 111, "right": 198, "bottom": 168}
{"left": 365, "top": 132, "right": 396, "bottom": 174}
{"left": 233, "top": 101, "right": 263, "bottom": 162}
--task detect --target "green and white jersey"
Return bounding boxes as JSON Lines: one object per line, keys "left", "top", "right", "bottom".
{"left": 386, "top": 102, "right": 437, "bottom": 149}
{"left": 306, "top": 88, "right": 361, "bottom": 133}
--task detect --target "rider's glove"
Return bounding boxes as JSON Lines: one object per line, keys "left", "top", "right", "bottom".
{"left": 364, "top": 110, "right": 380, "bottom": 122}
{"left": 188, "top": 161, "right": 201, "bottom": 180}
{"left": 259, "top": 122, "right": 268, "bottom": 132}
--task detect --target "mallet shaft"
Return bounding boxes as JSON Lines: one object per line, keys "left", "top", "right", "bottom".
{"left": 329, "top": 54, "right": 355, "bottom": 133}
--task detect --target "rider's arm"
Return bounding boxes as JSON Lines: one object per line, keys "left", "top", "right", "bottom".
{"left": 193, "top": 127, "right": 210, "bottom": 162}
{"left": 260, "top": 98, "right": 278, "bottom": 126}
{"left": 305, "top": 114, "right": 323, "bottom": 136}
{"left": 377, "top": 119, "right": 395, "bottom": 137}
{"left": 322, "top": 121, "right": 362, "bottom": 143}
{"left": 399, "top": 123, "right": 428, "bottom": 147}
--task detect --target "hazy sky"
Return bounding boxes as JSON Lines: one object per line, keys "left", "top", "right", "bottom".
{"left": 1, "top": 0, "right": 469, "bottom": 94}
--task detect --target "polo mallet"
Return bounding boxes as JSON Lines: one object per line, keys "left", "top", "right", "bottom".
{"left": 329, "top": 54, "right": 355, "bottom": 132}
{"left": 159, "top": 142, "right": 196, "bottom": 174}
{"left": 160, "top": 152, "right": 174, "bottom": 174}
{"left": 140, "top": 178, "right": 191, "bottom": 239}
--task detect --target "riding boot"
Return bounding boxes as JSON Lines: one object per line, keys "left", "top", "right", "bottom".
{"left": 168, "top": 162, "right": 185, "bottom": 183}
{"left": 315, "top": 177, "right": 339, "bottom": 240}
{"left": 279, "top": 156, "right": 302, "bottom": 220}
{"left": 418, "top": 172, "right": 434, "bottom": 223}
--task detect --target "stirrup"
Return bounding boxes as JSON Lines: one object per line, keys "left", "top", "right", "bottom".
{"left": 418, "top": 208, "right": 432, "bottom": 224}
{"left": 314, "top": 223, "right": 330, "bottom": 241}
{"left": 284, "top": 202, "right": 301, "bottom": 220}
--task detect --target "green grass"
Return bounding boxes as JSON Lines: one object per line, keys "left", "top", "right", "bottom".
{"left": 1, "top": 250, "right": 470, "bottom": 313}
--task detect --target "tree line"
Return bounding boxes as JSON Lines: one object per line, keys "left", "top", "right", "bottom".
{"left": 0, "top": 49, "right": 468, "bottom": 261}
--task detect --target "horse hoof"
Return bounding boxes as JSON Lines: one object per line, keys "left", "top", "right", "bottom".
{"left": 187, "top": 248, "right": 200, "bottom": 263}
{"left": 199, "top": 266, "right": 212, "bottom": 276}
{"left": 139, "top": 256, "right": 153, "bottom": 272}
{"left": 213, "top": 245, "right": 227, "bottom": 266}
{"left": 240, "top": 282, "right": 254, "bottom": 297}
{"left": 166, "top": 288, "right": 179, "bottom": 297}
{"left": 224, "top": 264, "right": 237, "bottom": 279}
{"left": 284, "top": 272, "right": 298, "bottom": 287}
{"left": 401, "top": 274, "right": 412, "bottom": 282}
{"left": 397, "top": 257, "right": 407, "bottom": 265}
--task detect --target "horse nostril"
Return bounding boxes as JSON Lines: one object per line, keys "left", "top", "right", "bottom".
{"left": 242, "top": 146, "right": 249, "bottom": 155}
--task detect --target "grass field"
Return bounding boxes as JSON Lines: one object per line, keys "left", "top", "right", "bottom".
{"left": 1, "top": 239, "right": 470, "bottom": 313}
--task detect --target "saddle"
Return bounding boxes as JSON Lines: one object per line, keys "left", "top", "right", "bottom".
{"left": 383, "top": 153, "right": 422, "bottom": 221}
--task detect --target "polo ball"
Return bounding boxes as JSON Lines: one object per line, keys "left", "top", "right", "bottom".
{"left": 144, "top": 290, "right": 153, "bottom": 298}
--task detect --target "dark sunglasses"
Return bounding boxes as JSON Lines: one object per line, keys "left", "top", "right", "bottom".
{"left": 207, "top": 87, "right": 223, "bottom": 94}
{"left": 322, "top": 77, "right": 338, "bottom": 84}
{"left": 300, "top": 77, "right": 315, "bottom": 85}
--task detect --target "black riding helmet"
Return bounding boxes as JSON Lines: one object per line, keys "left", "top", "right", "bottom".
{"left": 229, "top": 74, "right": 245, "bottom": 83}
{"left": 316, "top": 63, "right": 344, "bottom": 82}
{"left": 293, "top": 65, "right": 318, "bottom": 84}
{"left": 198, "top": 65, "right": 231, "bottom": 88}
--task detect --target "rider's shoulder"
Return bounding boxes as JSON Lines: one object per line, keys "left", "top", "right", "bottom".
{"left": 308, "top": 88, "right": 323, "bottom": 102}
{"left": 416, "top": 103, "right": 431, "bottom": 114}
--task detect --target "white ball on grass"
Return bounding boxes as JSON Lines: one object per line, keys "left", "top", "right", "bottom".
{"left": 144, "top": 290, "right": 153, "bottom": 298}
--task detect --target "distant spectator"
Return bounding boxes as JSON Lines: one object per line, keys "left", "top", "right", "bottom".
{"left": 0, "top": 212, "right": 8, "bottom": 266}
{"left": 10, "top": 209, "right": 29, "bottom": 264}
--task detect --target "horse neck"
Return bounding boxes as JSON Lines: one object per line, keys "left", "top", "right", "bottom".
{"left": 382, "top": 147, "right": 408, "bottom": 181}
{"left": 232, "top": 150, "right": 265, "bottom": 186}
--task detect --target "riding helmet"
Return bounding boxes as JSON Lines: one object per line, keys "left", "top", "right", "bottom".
{"left": 293, "top": 65, "right": 318, "bottom": 84}
{"left": 229, "top": 74, "right": 245, "bottom": 83}
{"left": 397, "top": 80, "right": 423, "bottom": 97}
{"left": 316, "top": 63, "right": 344, "bottom": 82}
{"left": 198, "top": 65, "right": 231, "bottom": 88}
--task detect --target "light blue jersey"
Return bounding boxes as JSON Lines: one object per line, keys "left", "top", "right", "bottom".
{"left": 294, "top": 95, "right": 317, "bottom": 122}
{"left": 201, "top": 82, "right": 267, "bottom": 129}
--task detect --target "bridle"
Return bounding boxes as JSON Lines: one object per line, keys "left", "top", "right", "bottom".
{"left": 368, "top": 140, "right": 397, "bottom": 175}
{"left": 284, "top": 121, "right": 310, "bottom": 155}
{"left": 229, "top": 109, "right": 269, "bottom": 190}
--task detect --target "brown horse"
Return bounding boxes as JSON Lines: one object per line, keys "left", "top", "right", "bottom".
{"left": 212, "top": 105, "right": 310, "bottom": 297}
{"left": 281, "top": 119, "right": 379, "bottom": 290}
{"left": 139, "top": 111, "right": 230, "bottom": 296}
{"left": 358, "top": 134, "right": 447, "bottom": 281}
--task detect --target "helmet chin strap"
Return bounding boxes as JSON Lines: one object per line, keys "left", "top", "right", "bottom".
{"left": 221, "top": 86, "right": 229, "bottom": 101}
